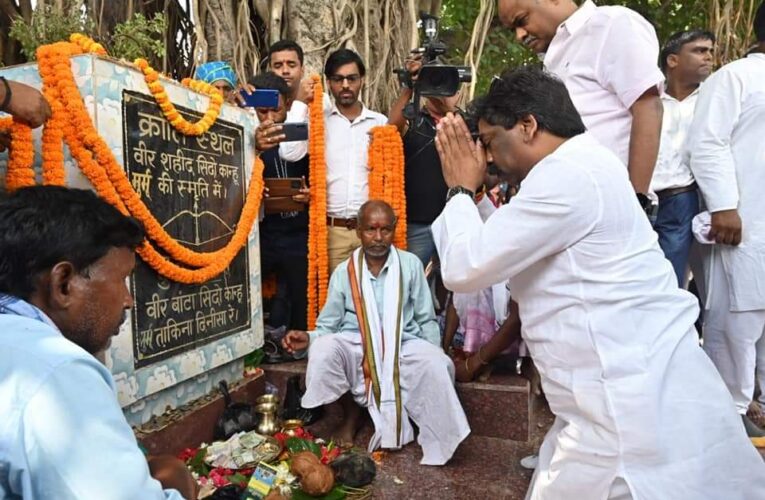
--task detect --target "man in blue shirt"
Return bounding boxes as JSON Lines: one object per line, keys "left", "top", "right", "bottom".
{"left": 0, "top": 186, "right": 196, "bottom": 499}
{"left": 283, "top": 200, "right": 469, "bottom": 465}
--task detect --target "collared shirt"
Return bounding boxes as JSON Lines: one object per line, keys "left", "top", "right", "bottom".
{"left": 280, "top": 96, "right": 388, "bottom": 218}
{"left": 309, "top": 248, "right": 440, "bottom": 346}
{"left": 650, "top": 88, "right": 700, "bottom": 193}
{"left": 543, "top": 0, "right": 664, "bottom": 166}
{"left": 0, "top": 295, "right": 182, "bottom": 500}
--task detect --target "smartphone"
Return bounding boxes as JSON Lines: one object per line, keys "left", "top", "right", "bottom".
{"left": 239, "top": 88, "right": 279, "bottom": 108}
{"left": 281, "top": 122, "right": 308, "bottom": 142}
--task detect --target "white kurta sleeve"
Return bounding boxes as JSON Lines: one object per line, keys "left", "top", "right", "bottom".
{"left": 686, "top": 69, "right": 742, "bottom": 213}
{"left": 280, "top": 93, "right": 332, "bottom": 162}
{"left": 22, "top": 359, "right": 183, "bottom": 500}
{"left": 432, "top": 159, "right": 599, "bottom": 293}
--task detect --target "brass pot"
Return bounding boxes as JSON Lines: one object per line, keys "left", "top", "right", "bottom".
{"left": 256, "top": 394, "right": 280, "bottom": 406}
{"left": 255, "top": 402, "right": 281, "bottom": 435}
{"left": 281, "top": 419, "right": 304, "bottom": 437}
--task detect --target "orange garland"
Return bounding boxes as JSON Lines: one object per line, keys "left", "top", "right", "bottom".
{"left": 0, "top": 117, "right": 35, "bottom": 191}
{"left": 367, "top": 125, "right": 407, "bottom": 249}
{"left": 306, "top": 74, "right": 329, "bottom": 329}
{"left": 134, "top": 58, "right": 223, "bottom": 136}
{"left": 27, "top": 36, "right": 264, "bottom": 284}
{"left": 36, "top": 44, "right": 67, "bottom": 186}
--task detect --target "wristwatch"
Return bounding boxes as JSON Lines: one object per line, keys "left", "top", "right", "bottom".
{"left": 636, "top": 192, "right": 656, "bottom": 217}
{"left": 445, "top": 185, "right": 475, "bottom": 203}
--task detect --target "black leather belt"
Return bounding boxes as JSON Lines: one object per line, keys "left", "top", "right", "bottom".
{"left": 656, "top": 182, "right": 697, "bottom": 200}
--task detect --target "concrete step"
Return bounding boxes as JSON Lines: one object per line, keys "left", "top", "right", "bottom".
{"left": 262, "top": 358, "right": 538, "bottom": 443}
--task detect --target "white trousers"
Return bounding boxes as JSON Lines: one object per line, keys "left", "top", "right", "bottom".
{"left": 301, "top": 332, "right": 470, "bottom": 465}
{"left": 703, "top": 249, "right": 765, "bottom": 413}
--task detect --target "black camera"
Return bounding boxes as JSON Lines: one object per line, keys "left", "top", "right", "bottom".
{"left": 395, "top": 13, "right": 472, "bottom": 118}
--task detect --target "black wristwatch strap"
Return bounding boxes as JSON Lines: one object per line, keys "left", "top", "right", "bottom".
{"left": 0, "top": 77, "right": 11, "bottom": 112}
{"left": 446, "top": 186, "right": 475, "bottom": 203}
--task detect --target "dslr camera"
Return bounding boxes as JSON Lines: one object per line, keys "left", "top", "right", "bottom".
{"left": 395, "top": 12, "right": 472, "bottom": 118}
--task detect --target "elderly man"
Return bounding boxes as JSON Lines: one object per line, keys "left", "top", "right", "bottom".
{"left": 497, "top": 0, "right": 664, "bottom": 214}
{"left": 282, "top": 200, "right": 469, "bottom": 465}
{"left": 0, "top": 186, "right": 196, "bottom": 499}
{"left": 686, "top": 2, "right": 765, "bottom": 436}
{"left": 432, "top": 68, "right": 765, "bottom": 499}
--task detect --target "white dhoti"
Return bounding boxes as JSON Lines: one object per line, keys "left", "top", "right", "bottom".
{"left": 302, "top": 332, "right": 470, "bottom": 465}
{"left": 703, "top": 248, "right": 765, "bottom": 413}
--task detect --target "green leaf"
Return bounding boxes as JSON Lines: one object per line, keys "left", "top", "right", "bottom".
{"left": 291, "top": 485, "right": 346, "bottom": 500}
{"left": 187, "top": 447, "right": 211, "bottom": 477}
{"left": 286, "top": 437, "right": 322, "bottom": 457}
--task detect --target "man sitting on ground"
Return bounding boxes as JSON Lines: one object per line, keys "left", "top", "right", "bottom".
{"left": 0, "top": 186, "right": 196, "bottom": 499}
{"left": 282, "top": 200, "right": 469, "bottom": 465}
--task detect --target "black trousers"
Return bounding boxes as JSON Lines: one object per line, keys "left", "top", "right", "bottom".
{"left": 260, "top": 230, "right": 308, "bottom": 330}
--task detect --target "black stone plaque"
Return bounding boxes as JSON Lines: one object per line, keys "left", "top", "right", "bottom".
{"left": 122, "top": 90, "right": 252, "bottom": 368}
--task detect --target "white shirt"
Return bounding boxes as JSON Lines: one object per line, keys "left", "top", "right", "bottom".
{"left": 650, "top": 88, "right": 699, "bottom": 193}
{"left": 687, "top": 53, "right": 765, "bottom": 311}
{"left": 543, "top": 0, "right": 664, "bottom": 166}
{"left": 280, "top": 96, "right": 387, "bottom": 218}
{"left": 431, "top": 132, "right": 765, "bottom": 498}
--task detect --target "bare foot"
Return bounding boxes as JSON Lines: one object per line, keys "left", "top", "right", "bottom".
{"left": 332, "top": 393, "right": 363, "bottom": 447}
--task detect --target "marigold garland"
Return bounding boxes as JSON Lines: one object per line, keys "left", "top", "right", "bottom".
{"left": 135, "top": 58, "right": 223, "bottom": 136}
{"left": 36, "top": 45, "right": 67, "bottom": 186}
{"left": 0, "top": 117, "right": 36, "bottom": 191}
{"left": 28, "top": 35, "right": 264, "bottom": 284}
{"left": 367, "top": 125, "right": 407, "bottom": 249}
{"left": 306, "top": 74, "right": 329, "bottom": 329}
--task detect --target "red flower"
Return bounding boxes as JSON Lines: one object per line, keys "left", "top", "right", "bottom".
{"left": 177, "top": 447, "right": 199, "bottom": 462}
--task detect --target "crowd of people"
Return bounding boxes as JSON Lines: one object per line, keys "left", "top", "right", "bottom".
{"left": 2, "top": 0, "right": 765, "bottom": 498}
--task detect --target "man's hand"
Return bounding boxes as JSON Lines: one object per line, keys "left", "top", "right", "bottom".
{"left": 4, "top": 80, "right": 51, "bottom": 128}
{"left": 233, "top": 83, "right": 254, "bottom": 107}
{"left": 709, "top": 209, "right": 742, "bottom": 246}
{"left": 292, "top": 183, "right": 310, "bottom": 205}
{"left": 435, "top": 112, "right": 486, "bottom": 191}
{"left": 282, "top": 330, "right": 310, "bottom": 354}
{"left": 405, "top": 53, "right": 423, "bottom": 82}
{"left": 255, "top": 120, "right": 286, "bottom": 152}
{"left": 295, "top": 78, "right": 316, "bottom": 104}
{"left": 147, "top": 454, "right": 198, "bottom": 500}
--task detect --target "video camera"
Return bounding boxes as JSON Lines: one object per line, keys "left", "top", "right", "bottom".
{"left": 394, "top": 12, "right": 472, "bottom": 119}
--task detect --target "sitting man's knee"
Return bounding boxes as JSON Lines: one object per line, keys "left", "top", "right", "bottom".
{"left": 308, "top": 334, "right": 345, "bottom": 360}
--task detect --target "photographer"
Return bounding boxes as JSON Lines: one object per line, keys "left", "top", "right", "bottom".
{"left": 388, "top": 53, "right": 461, "bottom": 267}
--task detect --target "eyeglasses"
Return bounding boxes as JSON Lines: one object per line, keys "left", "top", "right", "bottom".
{"left": 328, "top": 74, "right": 361, "bottom": 84}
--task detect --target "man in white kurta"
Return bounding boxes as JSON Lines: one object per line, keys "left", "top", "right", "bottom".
{"left": 432, "top": 68, "right": 765, "bottom": 499}
{"left": 686, "top": 11, "right": 765, "bottom": 426}
{"left": 282, "top": 201, "right": 469, "bottom": 465}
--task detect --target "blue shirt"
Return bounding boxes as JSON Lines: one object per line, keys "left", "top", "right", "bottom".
{"left": 310, "top": 249, "right": 440, "bottom": 346}
{"left": 0, "top": 295, "right": 183, "bottom": 500}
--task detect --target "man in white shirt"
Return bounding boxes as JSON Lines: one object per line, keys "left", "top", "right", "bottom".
{"left": 498, "top": 0, "right": 664, "bottom": 213}
{"left": 431, "top": 66, "right": 765, "bottom": 500}
{"left": 651, "top": 30, "right": 715, "bottom": 286}
{"left": 686, "top": 3, "right": 765, "bottom": 436}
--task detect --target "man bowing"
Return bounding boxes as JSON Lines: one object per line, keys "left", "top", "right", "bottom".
{"left": 283, "top": 200, "right": 469, "bottom": 465}
{"left": 432, "top": 67, "right": 765, "bottom": 499}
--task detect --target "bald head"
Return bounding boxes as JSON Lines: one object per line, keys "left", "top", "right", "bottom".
{"left": 357, "top": 200, "right": 397, "bottom": 226}
{"left": 497, "top": 0, "right": 577, "bottom": 54}
{"left": 356, "top": 200, "right": 397, "bottom": 260}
